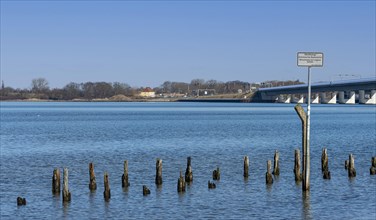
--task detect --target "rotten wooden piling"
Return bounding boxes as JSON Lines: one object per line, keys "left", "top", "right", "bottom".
{"left": 212, "top": 167, "right": 220, "bottom": 181}
{"left": 17, "top": 197, "right": 26, "bottom": 206}
{"left": 185, "top": 157, "right": 193, "bottom": 183}
{"left": 321, "top": 148, "right": 328, "bottom": 172}
{"left": 177, "top": 171, "right": 186, "bottom": 193}
{"left": 89, "top": 163, "right": 97, "bottom": 191}
{"left": 294, "top": 149, "right": 302, "bottom": 182}
{"left": 244, "top": 156, "right": 249, "bottom": 178}
{"left": 155, "top": 159, "right": 163, "bottom": 185}
{"left": 273, "top": 150, "right": 280, "bottom": 176}
{"left": 143, "top": 185, "right": 150, "bottom": 195}
{"left": 266, "top": 160, "right": 273, "bottom": 184}
{"left": 370, "top": 157, "right": 376, "bottom": 175}
{"left": 321, "top": 148, "right": 330, "bottom": 179}
{"left": 62, "top": 168, "right": 71, "bottom": 203}
{"left": 348, "top": 154, "right": 356, "bottom": 178}
{"left": 104, "top": 172, "right": 111, "bottom": 201}
{"left": 122, "top": 160, "right": 130, "bottom": 188}
{"left": 52, "top": 168, "right": 60, "bottom": 194}
{"left": 208, "top": 181, "right": 216, "bottom": 189}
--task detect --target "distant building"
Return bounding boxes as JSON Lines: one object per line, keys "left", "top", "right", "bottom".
{"left": 139, "top": 87, "right": 155, "bottom": 98}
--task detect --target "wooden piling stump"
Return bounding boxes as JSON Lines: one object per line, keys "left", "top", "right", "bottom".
{"left": 177, "top": 171, "right": 186, "bottom": 192}
{"left": 208, "top": 181, "right": 216, "bottom": 189}
{"left": 244, "top": 156, "right": 249, "bottom": 178}
{"left": 212, "top": 167, "right": 220, "bottom": 181}
{"left": 62, "top": 168, "right": 71, "bottom": 203}
{"left": 272, "top": 150, "right": 280, "bottom": 176}
{"left": 143, "top": 185, "right": 150, "bottom": 196}
{"left": 345, "top": 160, "right": 349, "bottom": 170}
{"left": 185, "top": 157, "right": 193, "bottom": 183}
{"left": 321, "top": 148, "right": 328, "bottom": 172}
{"left": 52, "top": 168, "right": 60, "bottom": 194}
{"left": 155, "top": 159, "right": 163, "bottom": 185}
{"left": 266, "top": 160, "right": 273, "bottom": 184}
{"left": 321, "top": 148, "right": 331, "bottom": 179}
{"left": 348, "top": 154, "right": 356, "bottom": 178}
{"left": 370, "top": 157, "right": 376, "bottom": 175}
{"left": 89, "top": 163, "right": 97, "bottom": 191}
{"left": 17, "top": 197, "right": 26, "bottom": 206}
{"left": 103, "top": 172, "right": 111, "bottom": 201}
{"left": 122, "top": 160, "right": 130, "bottom": 187}
{"left": 294, "top": 149, "right": 302, "bottom": 182}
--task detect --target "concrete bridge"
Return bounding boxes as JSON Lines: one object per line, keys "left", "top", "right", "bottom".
{"left": 256, "top": 77, "right": 376, "bottom": 104}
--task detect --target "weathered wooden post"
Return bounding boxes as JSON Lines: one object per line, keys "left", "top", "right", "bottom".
{"left": 212, "top": 167, "right": 220, "bottom": 180}
{"left": 177, "top": 171, "right": 186, "bottom": 193}
{"left": 244, "top": 156, "right": 249, "bottom": 178}
{"left": 208, "top": 181, "right": 216, "bottom": 189}
{"left": 122, "top": 160, "right": 130, "bottom": 188}
{"left": 348, "top": 154, "right": 356, "bottom": 178}
{"left": 294, "top": 149, "right": 302, "bottom": 182}
{"left": 62, "top": 168, "right": 71, "bottom": 203}
{"left": 155, "top": 158, "right": 163, "bottom": 185}
{"left": 52, "top": 168, "right": 60, "bottom": 194}
{"left": 345, "top": 160, "right": 349, "bottom": 170}
{"left": 104, "top": 172, "right": 111, "bottom": 201}
{"left": 17, "top": 197, "right": 26, "bottom": 206}
{"left": 294, "top": 104, "right": 309, "bottom": 191}
{"left": 272, "top": 150, "right": 280, "bottom": 176}
{"left": 321, "top": 148, "right": 328, "bottom": 172}
{"left": 370, "top": 157, "right": 376, "bottom": 175}
{"left": 143, "top": 185, "right": 151, "bottom": 195}
{"left": 185, "top": 157, "right": 193, "bottom": 183}
{"left": 89, "top": 163, "right": 97, "bottom": 191}
{"left": 266, "top": 160, "right": 273, "bottom": 184}
{"left": 321, "top": 148, "right": 331, "bottom": 179}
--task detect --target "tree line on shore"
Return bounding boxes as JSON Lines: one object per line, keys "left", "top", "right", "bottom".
{"left": 0, "top": 78, "right": 303, "bottom": 101}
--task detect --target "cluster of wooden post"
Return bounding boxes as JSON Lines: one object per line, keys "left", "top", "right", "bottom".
{"left": 321, "top": 148, "right": 331, "bottom": 179}
{"left": 370, "top": 157, "right": 376, "bottom": 175}
{"left": 348, "top": 154, "right": 356, "bottom": 178}
{"left": 43, "top": 152, "right": 374, "bottom": 205}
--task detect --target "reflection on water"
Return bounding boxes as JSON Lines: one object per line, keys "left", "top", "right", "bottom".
{"left": 302, "top": 191, "right": 312, "bottom": 220}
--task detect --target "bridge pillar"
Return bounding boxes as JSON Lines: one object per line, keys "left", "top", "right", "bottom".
{"left": 360, "top": 90, "right": 376, "bottom": 104}
{"left": 311, "top": 93, "right": 319, "bottom": 104}
{"left": 338, "top": 91, "right": 355, "bottom": 104}
{"left": 278, "top": 94, "right": 291, "bottom": 103}
{"left": 321, "top": 92, "right": 337, "bottom": 104}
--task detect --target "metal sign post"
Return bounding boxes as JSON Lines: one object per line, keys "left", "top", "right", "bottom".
{"left": 297, "top": 52, "right": 323, "bottom": 191}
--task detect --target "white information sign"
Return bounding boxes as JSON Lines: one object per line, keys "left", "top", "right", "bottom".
{"left": 297, "top": 52, "right": 323, "bottom": 67}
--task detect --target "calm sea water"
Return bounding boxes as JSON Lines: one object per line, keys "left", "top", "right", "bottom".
{"left": 0, "top": 102, "right": 375, "bottom": 219}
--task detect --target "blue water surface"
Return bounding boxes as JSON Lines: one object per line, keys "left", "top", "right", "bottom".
{"left": 0, "top": 102, "right": 375, "bottom": 219}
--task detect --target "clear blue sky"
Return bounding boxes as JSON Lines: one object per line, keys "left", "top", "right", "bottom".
{"left": 1, "top": 1, "right": 375, "bottom": 89}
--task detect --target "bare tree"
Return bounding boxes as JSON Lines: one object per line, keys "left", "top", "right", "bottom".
{"left": 31, "top": 78, "right": 49, "bottom": 93}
